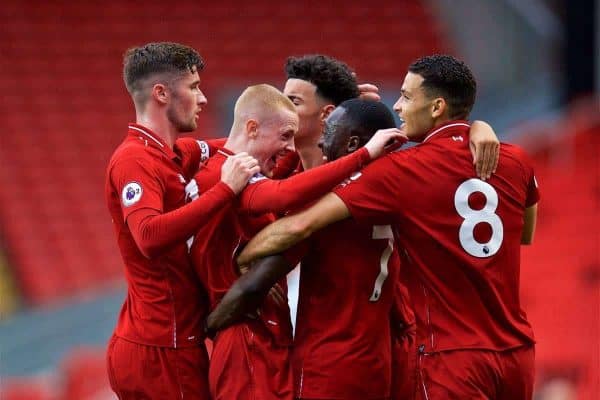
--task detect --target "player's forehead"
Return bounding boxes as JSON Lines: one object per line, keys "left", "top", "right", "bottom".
{"left": 283, "top": 78, "right": 317, "bottom": 100}
{"left": 401, "top": 72, "right": 424, "bottom": 94}
{"left": 263, "top": 108, "right": 298, "bottom": 133}
{"left": 277, "top": 109, "right": 299, "bottom": 132}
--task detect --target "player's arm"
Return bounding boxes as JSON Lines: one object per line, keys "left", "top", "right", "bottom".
{"left": 521, "top": 203, "right": 538, "bottom": 244}
{"left": 238, "top": 192, "right": 350, "bottom": 265}
{"left": 271, "top": 150, "right": 300, "bottom": 179}
{"left": 176, "top": 137, "right": 227, "bottom": 177}
{"left": 206, "top": 254, "right": 296, "bottom": 333}
{"left": 241, "top": 147, "right": 369, "bottom": 215}
{"left": 241, "top": 128, "right": 407, "bottom": 215}
{"left": 116, "top": 153, "right": 259, "bottom": 258}
{"left": 469, "top": 120, "right": 500, "bottom": 181}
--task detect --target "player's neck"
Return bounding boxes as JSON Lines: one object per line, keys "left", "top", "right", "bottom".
{"left": 136, "top": 113, "right": 178, "bottom": 149}
{"left": 223, "top": 134, "right": 247, "bottom": 155}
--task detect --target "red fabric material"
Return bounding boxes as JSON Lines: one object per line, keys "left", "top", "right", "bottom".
{"left": 416, "top": 346, "right": 535, "bottom": 400}
{"left": 272, "top": 150, "right": 302, "bottom": 179}
{"left": 125, "top": 181, "right": 234, "bottom": 258}
{"left": 391, "top": 325, "right": 417, "bottom": 400}
{"left": 209, "top": 325, "right": 293, "bottom": 400}
{"left": 291, "top": 220, "right": 400, "bottom": 399}
{"left": 190, "top": 152, "right": 294, "bottom": 399}
{"left": 391, "top": 277, "right": 418, "bottom": 400}
{"left": 176, "top": 136, "right": 228, "bottom": 178}
{"left": 106, "top": 124, "right": 225, "bottom": 348}
{"left": 106, "top": 335, "right": 210, "bottom": 400}
{"left": 335, "top": 121, "right": 538, "bottom": 353}
{"left": 239, "top": 147, "right": 370, "bottom": 216}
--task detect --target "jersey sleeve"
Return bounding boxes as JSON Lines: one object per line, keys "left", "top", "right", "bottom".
{"left": 525, "top": 165, "right": 540, "bottom": 207}
{"left": 110, "top": 156, "right": 164, "bottom": 221}
{"left": 272, "top": 150, "right": 301, "bottom": 179}
{"left": 238, "top": 147, "right": 371, "bottom": 215}
{"left": 510, "top": 144, "right": 540, "bottom": 207}
{"left": 334, "top": 153, "right": 406, "bottom": 225}
{"left": 126, "top": 181, "right": 235, "bottom": 259}
{"left": 176, "top": 137, "right": 226, "bottom": 178}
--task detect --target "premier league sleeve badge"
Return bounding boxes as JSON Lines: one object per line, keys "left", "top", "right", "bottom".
{"left": 121, "top": 181, "right": 143, "bottom": 207}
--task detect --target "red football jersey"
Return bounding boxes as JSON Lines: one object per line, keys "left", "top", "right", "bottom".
{"left": 189, "top": 145, "right": 371, "bottom": 399}
{"left": 335, "top": 121, "right": 539, "bottom": 353}
{"left": 291, "top": 220, "right": 400, "bottom": 399}
{"left": 176, "top": 136, "right": 228, "bottom": 177}
{"left": 105, "top": 124, "right": 210, "bottom": 348}
{"left": 190, "top": 150, "right": 294, "bottom": 400}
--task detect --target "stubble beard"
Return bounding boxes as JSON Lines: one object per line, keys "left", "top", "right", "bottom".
{"left": 167, "top": 103, "right": 196, "bottom": 133}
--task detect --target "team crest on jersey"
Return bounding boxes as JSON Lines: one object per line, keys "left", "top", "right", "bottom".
{"left": 248, "top": 173, "right": 267, "bottom": 185}
{"left": 121, "top": 182, "right": 143, "bottom": 207}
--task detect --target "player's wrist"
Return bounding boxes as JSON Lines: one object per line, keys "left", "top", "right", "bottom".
{"left": 215, "top": 180, "right": 237, "bottom": 198}
{"left": 356, "top": 147, "right": 371, "bottom": 166}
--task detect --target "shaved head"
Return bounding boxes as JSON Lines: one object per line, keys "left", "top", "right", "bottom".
{"left": 232, "top": 84, "right": 296, "bottom": 131}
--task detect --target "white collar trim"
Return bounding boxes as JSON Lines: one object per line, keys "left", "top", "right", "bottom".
{"left": 422, "top": 123, "right": 470, "bottom": 143}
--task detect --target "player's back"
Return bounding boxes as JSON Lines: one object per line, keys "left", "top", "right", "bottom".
{"left": 292, "top": 218, "right": 399, "bottom": 399}
{"left": 390, "top": 122, "right": 537, "bottom": 352}
{"left": 337, "top": 121, "right": 538, "bottom": 353}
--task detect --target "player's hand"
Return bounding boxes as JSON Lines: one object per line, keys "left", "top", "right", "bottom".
{"left": 220, "top": 152, "right": 260, "bottom": 194}
{"left": 469, "top": 121, "right": 499, "bottom": 181}
{"left": 267, "top": 283, "right": 287, "bottom": 308}
{"left": 357, "top": 83, "right": 381, "bottom": 101}
{"left": 364, "top": 128, "right": 408, "bottom": 160}
{"left": 238, "top": 264, "right": 250, "bottom": 274}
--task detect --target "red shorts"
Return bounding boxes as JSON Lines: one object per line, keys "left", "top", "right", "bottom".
{"left": 209, "top": 324, "right": 293, "bottom": 400}
{"left": 391, "top": 325, "right": 417, "bottom": 400}
{"left": 106, "top": 335, "right": 210, "bottom": 400}
{"left": 416, "top": 345, "right": 535, "bottom": 400}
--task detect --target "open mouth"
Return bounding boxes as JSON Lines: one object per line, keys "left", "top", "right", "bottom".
{"left": 398, "top": 117, "right": 406, "bottom": 131}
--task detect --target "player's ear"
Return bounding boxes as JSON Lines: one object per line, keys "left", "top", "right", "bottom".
{"left": 319, "top": 104, "right": 336, "bottom": 123}
{"left": 152, "top": 83, "right": 169, "bottom": 105}
{"left": 245, "top": 119, "right": 258, "bottom": 139}
{"left": 347, "top": 136, "right": 360, "bottom": 153}
{"left": 431, "top": 97, "right": 446, "bottom": 119}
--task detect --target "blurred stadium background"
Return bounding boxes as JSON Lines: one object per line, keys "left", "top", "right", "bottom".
{"left": 0, "top": 0, "right": 597, "bottom": 398}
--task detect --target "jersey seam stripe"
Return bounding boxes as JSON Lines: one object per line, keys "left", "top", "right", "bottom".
{"left": 129, "top": 125, "right": 165, "bottom": 148}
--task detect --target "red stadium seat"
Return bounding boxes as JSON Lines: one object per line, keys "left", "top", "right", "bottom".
{"left": 0, "top": 0, "right": 446, "bottom": 306}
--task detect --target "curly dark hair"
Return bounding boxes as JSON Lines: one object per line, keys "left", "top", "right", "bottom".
{"left": 339, "top": 98, "right": 396, "bottom": 145}
{"left": 123, "top": 42, "right": 204, "bottom": 96}
{"left": 408, "top": 55, "right": 476, "bottom": 119}
{"left": 285, "top": 55, "right": 360, "bottom": 106}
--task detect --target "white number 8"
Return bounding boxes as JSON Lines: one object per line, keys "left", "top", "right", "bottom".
{"left": 454, "top": 179, "right": 503, "bottom": 258}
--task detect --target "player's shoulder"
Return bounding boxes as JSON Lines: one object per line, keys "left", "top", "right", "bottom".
{"left": 176, "top": 137, "right": 222, "bottom": 163}
{"left": 108, "top": 139, "right": 156, "bottom": 169}
{"left": 499, "top": 142, "right": 534, "bottom": 170}
{"left": 193, "top": 152, "right": 225, "bottom": 187}
{"left": 382, "top": 144, "right": 424, "bottom": 166}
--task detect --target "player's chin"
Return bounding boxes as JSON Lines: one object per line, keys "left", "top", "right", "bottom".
{"left": 178, "top": 120, "right": 197, "bottom": 133}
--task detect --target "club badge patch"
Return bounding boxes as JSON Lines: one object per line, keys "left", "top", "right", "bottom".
{"left": 121, "top": 182, "right": 143, "bottom": 207}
